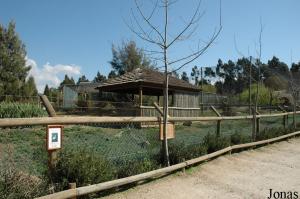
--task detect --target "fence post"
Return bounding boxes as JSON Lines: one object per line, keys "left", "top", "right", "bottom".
{"left": 278, "top": 106, "right": 287, "bottom": 129}
{"left": 256, "top": 110, "right": 260, "bottom": 135}
{"left": 69, "top": 183, "right": 77, "bottom": 199}
{"left": 252, "top": 108, "right": 256, "bottom": 141}
{"left": 210, "top": 106, "right": 222, "bottom": 137}
{"left": 40, "top": 94, "right": 57, "bottom": 117}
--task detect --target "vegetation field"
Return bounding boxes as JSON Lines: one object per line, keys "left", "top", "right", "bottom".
{"left": 1, "top": 115, "right": 298, "bottom": 174}
{"left": 1, "top": 115, "right": 300, "bottom": 198}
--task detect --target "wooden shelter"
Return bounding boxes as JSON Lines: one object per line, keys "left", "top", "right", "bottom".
{"left": 96, "top": 68, "right": 202, "bottom": 117}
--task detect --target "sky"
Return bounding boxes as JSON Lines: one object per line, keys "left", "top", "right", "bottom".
{"left": 1, "top": 0, "right": 300, "bottom": 92}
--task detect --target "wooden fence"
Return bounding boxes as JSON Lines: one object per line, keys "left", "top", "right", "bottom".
{"left": 36, "top": 130, "right": 300, "bottom": 199}
{"left": 140, "top": 106, "right": 202, "bottom": 117}
{"left": 0, "top": 111, "right": 299, "bottom": 127}
{"left": 0, "top": 111, "right": 299, "bottom": 199}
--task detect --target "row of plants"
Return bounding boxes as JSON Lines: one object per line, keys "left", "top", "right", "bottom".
{"left": 0, "top": 102, "right": 47, "bottom": 118}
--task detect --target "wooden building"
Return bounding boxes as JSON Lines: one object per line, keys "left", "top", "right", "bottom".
{"left": 96, "top": 68, "right": 203, "bottom": 117}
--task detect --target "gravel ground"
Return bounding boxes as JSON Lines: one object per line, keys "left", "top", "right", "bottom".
{"left": 104, "top": 137, "right": 300, "bottom": 199}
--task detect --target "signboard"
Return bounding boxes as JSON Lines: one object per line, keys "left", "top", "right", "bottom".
{"left": 47, "top": 125, "right": 63, "bottom": 150}
{"left": 159, "top": 122, "right": 175, "bottom": 140}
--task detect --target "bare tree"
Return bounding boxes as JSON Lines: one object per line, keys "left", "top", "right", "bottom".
{"left": 126, "top": 0, "right": 222, "bottom": 166}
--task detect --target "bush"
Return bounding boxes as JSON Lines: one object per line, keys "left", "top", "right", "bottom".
{"left": 230, "top": 131, "right": 251, "bottom": 145}
{"left": 0, "top": 154, "right": 48, "bottom": 199}
{"left": 114, "top": 157, "right": 158, "bottom": 178}
{"left": 203, "top": 132, "right": 231, "bottom": 153}
{"left": 48, "top": 147, "right": 115, "bottom": 191}
{"left": 255, "top": 126, "right": 295, "bottom": 141}
{"left": 0, "top": 102, "right": 47, "bottom": 118}
{"left": 167, "top": 141, "right": 207, "bottom": 165}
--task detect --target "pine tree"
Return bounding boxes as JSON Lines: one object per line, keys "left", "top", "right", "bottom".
{"left": 108, "top": 70, "right": 117, "bottom": 79}
{"left": 59, "top": 74, "right": 75, "bottom": 90}
{"left": 0, "top": 21, "right": 30, "bottom": 97}
{"left": 93, "top": 71, "right": 106, "bottom": 83}
{"left": 23, "top": 76, "right": 38, "bottom": 97}
{"left": 77, "top": 75, "right": 89, "bottom": 84}
{"left": 44, "top": 84, "right": 50, "bottom": 96}
{"left": 109, "top": 41, "right": 154, "bottom": 75}
{"left": 181, "top": 71, "right": 189, "bottom": 82}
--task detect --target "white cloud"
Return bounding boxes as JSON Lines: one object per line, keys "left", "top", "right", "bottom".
{"left": 26, "top": 57, "right": 81, "bottom": 93}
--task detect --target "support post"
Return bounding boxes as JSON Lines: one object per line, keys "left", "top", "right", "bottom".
{"left": 210, "top": 106, "right": 222, "bottom": 137}
{"left": 153, "top": 102, "right": 164, "bottom": 116}
{"left": 256, "top": 110, "right": 260, "bottom": 135}
{"left": 40, "top": 94, "right": 56, "bottom": 117}
{"left": 249, "top": 56, "right": 252, "bottom": 115}
{"left": 252, "top": 108, "right": 257, "bottom": 141}
{"left": 278, "top": 106, "right": 287, "bottom": 129}
{"left": 157, "top": 96, "right": 160, "bottom": 106}
{"left": 69, "top": 183, "right": 77, "bottom": 199}
{"left": 200, "top": 67, "right": 204, "bottom": 114}
{"left": 48, "top": 150, "right": 58, "bottom": 172}
{"left": 139, "top": 87, "right": 143, "bottom": 117}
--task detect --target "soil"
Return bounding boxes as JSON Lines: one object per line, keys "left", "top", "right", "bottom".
{"left": 104, "top": 137, "right": 300, "bottom": 199}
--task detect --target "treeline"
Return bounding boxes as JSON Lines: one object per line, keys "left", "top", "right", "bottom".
{"left": 178, "top": 57, "right": 300, "bottom": 95}
{"left": 1, "top": 21, "right": 300, "bottom": 105}
{"left": 0, "top": 22, "right": 38, "bottom": 101}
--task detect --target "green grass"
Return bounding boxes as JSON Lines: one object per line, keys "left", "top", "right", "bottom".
{"left": 1, "top": 114, "right": 299, "bottom": 177}
{"left": 0, "top": 102, "right": 47, "bottom": 118}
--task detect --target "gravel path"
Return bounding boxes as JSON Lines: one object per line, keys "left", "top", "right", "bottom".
{"left": 104, "top": 137, "right": 300, "bottom": 199}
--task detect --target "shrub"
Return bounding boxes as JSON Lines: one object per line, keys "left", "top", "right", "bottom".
{"left": 164, "top": 141, "right": 207, "bottom": 165}
{"left": 114, "top": 156, "right": 158, "bottom": 178}
{"left": 0, "top": 151, "right": 48, "bottom": 199}
{"left": 255, "top": 126, "right": 294, "bottom": 141}
{"left": 48, "top": 147, "right": 115, "bottom": 191}
{"left": 0, "top": 102, "right": 47, "bottom": 118}
{"left": 230, "top": 131, "right": 251, "bottom": 145}
{"left": 202, "top": 132, "right": 231, "bottom": 153}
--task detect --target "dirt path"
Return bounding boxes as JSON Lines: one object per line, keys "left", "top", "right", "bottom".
{"left": 104, "top": 138, "right": 300, "bottom": 199}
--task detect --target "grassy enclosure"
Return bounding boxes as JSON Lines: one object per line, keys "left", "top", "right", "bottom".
{"left": 1, "top": 113, "right": 300, "bottom": 198}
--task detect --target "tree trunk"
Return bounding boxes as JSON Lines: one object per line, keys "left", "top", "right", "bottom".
{"left": 162, "top": 72, "right": 170, "bottom": 166}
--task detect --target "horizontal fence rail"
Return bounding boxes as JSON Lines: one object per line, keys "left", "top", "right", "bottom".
{"left": 36, "top": 131, "right": 300, "bottom": 199}
{"left": 0, "top": 111, "right": 299, "bottom": 127}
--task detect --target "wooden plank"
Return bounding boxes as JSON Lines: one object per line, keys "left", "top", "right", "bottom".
{"left": 1, "top": 111, "right": 299, "bottom": 127}
{"left": 159, "top": 122, "right": 175, "bottom": 140}
{"left": 40, "top": 95, "right": 56, "bottom": 117}
{"left": 210, "top": 106, "right": 221, "bottom": 117}
{"left": 153, "top": 102, "right": 164, "bottom": 116}
{"left": 210, "top": 106, "right": 221, "bottom": 136}
{"left": 0, "top": 116, "right": 159, "bottom": 127}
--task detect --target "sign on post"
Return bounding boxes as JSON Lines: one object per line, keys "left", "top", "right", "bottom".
{"left": 159, "top": 122, "right": 175, "bottom": 140}
{"left": 47, "top": 125, "right": 63, "bottom": 151}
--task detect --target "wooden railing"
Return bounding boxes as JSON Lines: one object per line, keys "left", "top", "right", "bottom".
{"left": 140, "top": 105, "right": 202, "bottom": 117}
{"left": 36, "top": 130, "right": 300, "bottom": 199}
{"left": 0, "top": 111, "right": 299, "bottom": 127}
{"left": 0, "top": 111, "right": 299, "bottom": 198}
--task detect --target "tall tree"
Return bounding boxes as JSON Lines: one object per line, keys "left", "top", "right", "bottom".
{"left": 77, "top": 75, "right": 89, "bottom": 84}
{"left": 23, "top": 76, "right": 38, "bottom": 97}
{"left": 59, "top": 74, "right": 75, "bottom": 90}
{"left": 108, "top": 70, "right": 117, "bottom": 79}
{"left": 291, "top": 62, "right": 300, "bottom": 75}
{"left": 181, "top": 71, "right": 189, "bottom": 82}
{"left": 93, "top": 71, "right": 106, "bottom": 83}
{"left": 191, "top": 66, "right": 200, "bottom": 86}
{"left": 0, "top": 21, "right": 31, "bottom": 97}
{"left": 109, "top": 40, "right": 154, "bottom": 75}
{"left": 128, "top": 0, "right": 222, "bottom": 166}
{"left": 44, "top": 84, "right": 50, "bottom": 96}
